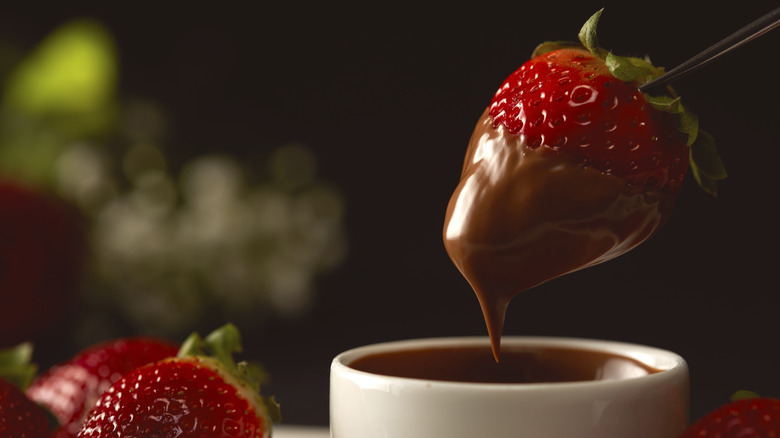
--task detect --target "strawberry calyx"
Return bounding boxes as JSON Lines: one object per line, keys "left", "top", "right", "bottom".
{"left": 0, "top": 342, "right": 37, "bottom": 390}
{"left": 0, "top": 343, "right": 60, "bottom": 431}
{"left": 177, "top": 323, "right": 282, "bottom": 424}
{"left": 533, "top": 9, "right": 727, "bottom": 196}
{"left": 731, "top": 389, "right": 762, "bottom": 401}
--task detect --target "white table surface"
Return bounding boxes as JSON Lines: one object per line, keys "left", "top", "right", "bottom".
{"left": 274, "top": 425, "right": 330, "bottom": 438}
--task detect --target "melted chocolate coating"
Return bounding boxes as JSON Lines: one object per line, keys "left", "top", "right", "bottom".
{"left": 444, "top": 109, "right": 676, "bottom": 359}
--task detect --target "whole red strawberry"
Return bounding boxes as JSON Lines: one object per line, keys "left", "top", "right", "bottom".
{"left": 679, "top": 393, "right": 780, "bottom": 438}
{"left": 0, "top": 179, "right": 85, "bottom": 348}
{"left": 443, "top": 9, "right": 727, "bottom": 355}
{"left": 26, "top": 337, "right": 179, "bottom": 437}
{"left": 77, "top": 324, "right": 279, "bottom": 438}
{"left": 0, "top": 343, "right": 51, "bottom": 438}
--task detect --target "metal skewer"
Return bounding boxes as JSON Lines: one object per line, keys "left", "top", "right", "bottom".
{"left": 639, "top": 6, "right": 780, "bottom": 92}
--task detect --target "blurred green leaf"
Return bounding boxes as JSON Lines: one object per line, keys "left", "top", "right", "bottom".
{"left": 0, "top": 18, "right": 119, "bottom": 185}
{"left": 0, "top": 343, "right": 37, "bottom": 390}
{"left": 3, "top": 19, "right": 117, "bottom": 120}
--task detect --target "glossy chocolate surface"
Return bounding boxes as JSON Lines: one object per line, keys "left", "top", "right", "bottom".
{"left": 349, "top": 345, "right": 659, "bottom": 383}
{"left": 444, "top": 109, "right": 675, "bottom": 358}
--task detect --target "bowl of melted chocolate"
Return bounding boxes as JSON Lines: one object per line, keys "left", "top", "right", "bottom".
{"left": 330, "top": 336, "right": 689, "bottom": 438}
{"left": 348, "top": 342, "right": 659, "bottom": 384}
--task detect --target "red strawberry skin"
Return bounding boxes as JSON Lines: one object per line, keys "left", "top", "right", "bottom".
{"left": 679, "top": 397, "right": 780, "bottom": 438}
{"left": 489, "top": 47, "right": 689, "bottom": 192}
{"left": 77, "top": 357, "right": 271, "bottom": 438}
{"left": 26, "top": 337, "right": 178, "bottom": 438}
{"left": 0, "top": 378, "right": 50, "bottom": 438}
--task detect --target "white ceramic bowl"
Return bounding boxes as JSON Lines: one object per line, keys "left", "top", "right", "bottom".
{"left": 330, "top": 336, "right": 689, "bottom": 438}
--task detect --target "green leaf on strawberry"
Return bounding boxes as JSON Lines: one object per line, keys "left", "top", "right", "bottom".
{"left": 178, "top": 322, "right": 243, "bottom": 372}
{"left": 605, "top": 53, "right": 662, "bottom": 85}
{"left": 731, "top": 390, "right": 761, "bottom": 401}
{"left": 178, "top": 323, "right": 281, "bottom": 423}
{"left": 541, "top": 8, "right": 727, "bottom": 195}
{"left": 643, "top": 95, "right": 699, "bottom": 146}
{"left": 690, "top": 130, "right": 727, "bottom": 196}
{"left": 578, "top": 10, "right": 662, "bottom": 87}
{"left": 0, "top": 342, "right": 37, "bottom": 390}
{"left": 578, "top": 8, "right": 608, "bottom": 59}
{"left": 644, "top": 95, "right": 683, "bottom": 114}
{"left": 179, "top": 322, "right": 269, "bottom": 389}
{"left": 531, "top": 41, "right": 580, "bottom": 58}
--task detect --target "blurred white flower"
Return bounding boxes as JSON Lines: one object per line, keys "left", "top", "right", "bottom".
{"left": 54, "top": 142, "right": 118, "bottom": 215}
{"left": 57, "top": 136, "right": 348, "bottom": 338}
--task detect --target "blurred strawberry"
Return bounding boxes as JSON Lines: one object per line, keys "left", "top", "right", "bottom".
{"left": 1, "top": 376, "right": 51, "bottom": 437}
{"left": 679, "top": 391, "right": 780, "bottom": 438}
{"left": 26, "top": 337, "right": 179, "bottom": 437}
{"left": 0, "top": 179, "right": 85, "bottom": 347}
{"left": 0, "top": 343, "right": 51, "bottom": 438}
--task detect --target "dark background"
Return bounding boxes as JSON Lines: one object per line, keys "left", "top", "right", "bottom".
{"left": 3, "top": 0, "right": 779, "bottom": 427}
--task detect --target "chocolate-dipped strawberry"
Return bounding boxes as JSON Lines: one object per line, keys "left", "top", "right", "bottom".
{"left": 443, "top": 10, "right": 726, "bottom": 359}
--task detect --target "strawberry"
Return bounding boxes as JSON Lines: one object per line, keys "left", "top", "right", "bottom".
{"left": 443, "top": 9, "right": 727, "bottom": 355}
{"left": 0, "top": 378, "right": 51, "bottom": 438}
{"left": 0, "top": 343, "right": 51, "bottom": 438}
{"left": 77, "top": 323, "right": 280, "bottom": 438}
{"left": 679, "top": 392, "right": 780, "bottom": 438}
{"left": 26, "top": 337, "right": 179, "bottom": 437}
{"left": 0, "top": 178, "right": 85, "bottom": 348}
